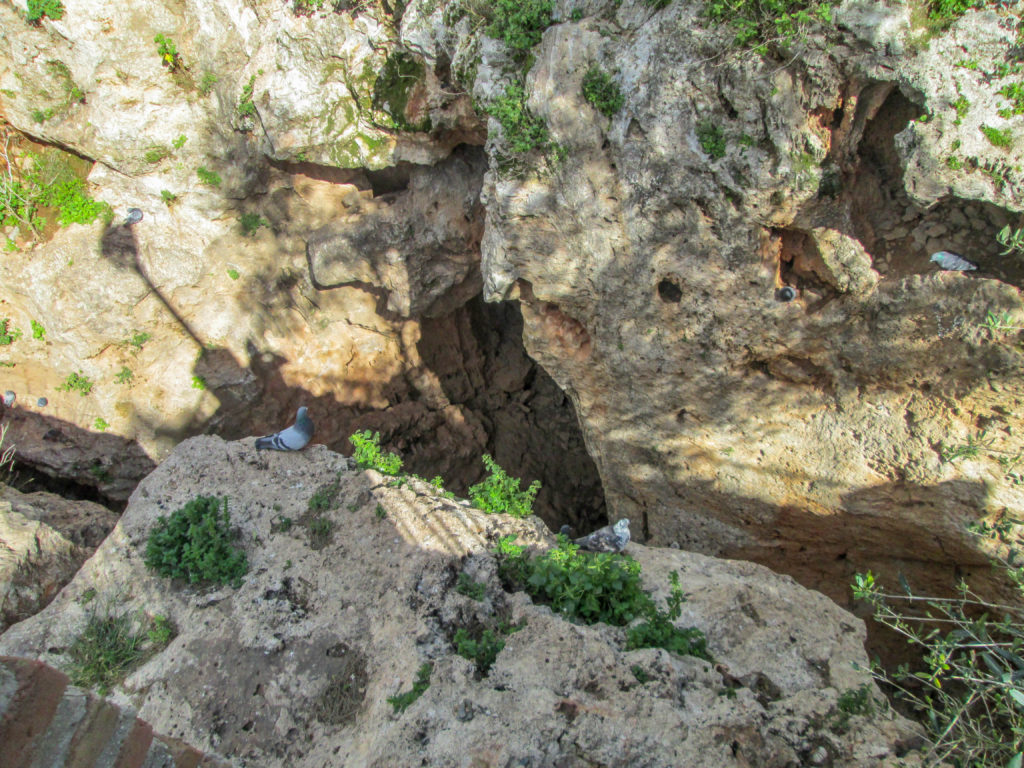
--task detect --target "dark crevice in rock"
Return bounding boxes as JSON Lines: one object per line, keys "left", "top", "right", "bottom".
{"left": 415, "top": 296, "right": 608, "bottom": 535}
{"left": 366, "top": 163, "right": 414, "bottom": 196}
{"left": 7, "top": 459, "right": 124, "bottom": 513}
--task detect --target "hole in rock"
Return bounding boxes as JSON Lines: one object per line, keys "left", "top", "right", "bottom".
{"left": 366, "top": 163, "right": 413, "bottom": 196}
{"left": 413, "top": 296, "right": 608, "bottom": 535}
{"left": 657, "top": 278, "right": 683, "bottom": 303}
{"left": 8, "top": 459, "right": 123, "bottom": 512}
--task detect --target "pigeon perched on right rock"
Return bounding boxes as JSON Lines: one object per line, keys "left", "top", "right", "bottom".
{"left": 570, "top": 519, "right": 631, "bottom": 553}
{"left": 255, "top": 407, "right": 314, "bottom": 451}
{"left": 930, "top": 251, "right": 977, "bottom": 271}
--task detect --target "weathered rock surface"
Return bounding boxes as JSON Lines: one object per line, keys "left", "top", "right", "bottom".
{"left": 0, "top": 484, "right": 118, "bottom": 632}
{"left": 0, "top": 436, "right": 922, "bottom": 766}
{"left": 461, "top": 0, "right": 1024, "bottom": 612}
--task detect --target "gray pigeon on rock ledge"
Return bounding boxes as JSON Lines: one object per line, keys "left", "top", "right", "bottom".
{"left": 570, "top": 519, "right": 631, "bottom": 553}
{"left": 255, "top": 407, "right": 314, "bottom": 451}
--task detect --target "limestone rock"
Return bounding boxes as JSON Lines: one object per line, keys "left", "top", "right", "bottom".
{"left": 0, "top": 485, "right": 118, "bottom": 632}
{"left": 0, "top": 436, "right": 922, "bottom": 766}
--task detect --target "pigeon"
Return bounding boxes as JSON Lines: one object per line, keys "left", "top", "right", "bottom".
{"left": 930, "top": 251, "right": 977, "bottom": 271}
{"left": 571, "top": 519, "right": 631, "bottom": 553}
{"left": 255, "top": 407, "right": 314, "bottom": 451}
{"left": 122, "top": 208, "right": 144, "bottom": 227}
{"left": 778, "top": 286, "right": 797, "bottom": 302}
{"left": 2, "top": 391, "right": 14, "bottom": 407}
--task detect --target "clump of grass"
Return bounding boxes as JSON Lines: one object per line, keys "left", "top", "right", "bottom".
{"left": 115, "top": 367, "right": 134, "bottom": 385}
{"left": 143, "top": 495, "right": 248, "bottom": 587}
{"left": 65, "top": 610, "right": 172, "bottom": 694}
{"left": 238, "top": 74, "right": 257, "bottom": 119}
{"left": 143, "top": 146, "right": 171, "bottom": 164}
{"left": 160, "top": 189, "right": 178, "bottom": 206}
{"left": 581, "top": 66, "right": 623, "bottom": 118}
{"left": 349, "top": 430, "right": 403, "bottom": 475}
{"left": 240, "top": 212, "right": 269, "bottom": 235}
{"left": 388, "top": 662, "right": 432, "bottom": 713}
{"left": 704, "top": 0, "right": 833, "bottom": 50}
{"left": 981, "top": 125, "right": 1013, "bottom": 149}
{"left": 469, "top": 454, "right": 540, "bottom": 518}
{"left": 198, "top": 71, "right": 218, "bottom": 95}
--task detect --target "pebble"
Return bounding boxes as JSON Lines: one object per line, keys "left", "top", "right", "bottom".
{"left": 36, "top": 397, "right": 47, "bottom": 407}
{"left": 2, "top": 390, "right": 14, "bottom": 406}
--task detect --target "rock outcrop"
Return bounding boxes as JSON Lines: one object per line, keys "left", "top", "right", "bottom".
{"left": 0, "top": 436, "right": 922, "bottom": 767}
{"left": 0, "top": 485, "right": 118, "bottom": 632}
{"left": 1, "top": 0, "right": 1022, "bottom": 636}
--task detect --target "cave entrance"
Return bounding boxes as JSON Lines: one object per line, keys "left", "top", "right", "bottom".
{"left": 842, "top": 88, "right": 1024, "bottom": 286}
{"left": 413, "top": 295, "right": 608, "bottom": 535}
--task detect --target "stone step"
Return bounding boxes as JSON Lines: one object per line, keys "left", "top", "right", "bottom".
{"left": 0, "top": 657, "right": 230, "bottom": 768}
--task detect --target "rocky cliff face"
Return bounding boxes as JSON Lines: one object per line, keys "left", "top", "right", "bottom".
{"left": 0, "top": 0, "right": 1022, "bottom": 622}
{"left": 0, "top": 436, "right": 923, "bottom": 767}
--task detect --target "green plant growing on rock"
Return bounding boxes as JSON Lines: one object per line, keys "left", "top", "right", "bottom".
{"left": 696, "top": 121, "right": 726, "bottom": 159}
{"left": 453, "top": 627, "right": 505, "bottom": 676}
{"left": 581, "top": 66, "right": 623, "bottom": 118}
{"left": 238, "top": 74, "right": 258, "bottom": 119}
{"left": 852, "top": 571, "right": 1024, "bottom": 767}
{"left": 144, "top": 495, "right": 248, "bottom": 587}
{"left": 172, "top": 134, "right": 187, "bottom": 149}
{"left": 57, "top": 370, "right": 93, "bottom": 396}
{"left": 30, "top": 320, "right": 44, "bottom": 340}
{"left": 227, "top": 268, "right": 240, "bottom": 280}
{"left": 388, "top": 662, "right": 432, "bottom": 713}
{"left": 981, "top": 125, "right": 1013, "bottom": 149}
{"left": 191, "top": 375, "right": 207, "bottom": 390}
{"left": 26, "top": 0, "right": 64, "bottom": 24}
{"left": 456, "top": 572, "right": 486, "bottom": 601}
{"left": 198, "top": 71, "right": 218, "bottom": 95}
{"left": 65, "top": 610, "right": 172, "bottom": 694}
{"left": 469, "top": 454, "right": 540, "bottom": 518}
{"left": 160, "top": 189, "right": 178, "bottom": 206}
{"left": 487, "top": 0, "right": 553, "bottom": 51}
{"left": 495, "top": 535, "right": 710, "bottom": 659}
{"left": 196, "top": 167, "right": 221, "bottom": 187}
{"left": 240, "top": 212, "right": 269, "bottom": 235}
{"left": 704, "top": 0, "right": 833, "bottom": 51}
{"left": 487, "top": 83, "right": 551, "bottom": 157}
{"left": 93, "top": 417, "right": 109, "bottom": 432}
{"left": 951, "top": 94, "right": 969, "bottom": 125}
{"left": 115, "top": 367, "right": 133, "bottom": 385}
{"left": 349, "top": 430, "right": 403, "bottom": 475}
{"left": 998, "top": 225, "right": 1024, "bottom": 256}
{"left": 0, "top": 319, "right": 22, "bottom": 346}
{"left": 154, "top": 34, "right": 182, "bottom": 71}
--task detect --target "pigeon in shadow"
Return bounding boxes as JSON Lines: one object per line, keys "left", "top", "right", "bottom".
{"left": 930, "top": 251, "right": 977, "bottom": 271}
{"left": 570, "top": 519, "right": 631, "bottom": 553}
{"left": 255, "top": 407, "right": 314, "bottom": 451}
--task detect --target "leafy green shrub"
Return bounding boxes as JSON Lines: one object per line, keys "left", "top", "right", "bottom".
{"left": 227, "top": 268, "right": 240, "bottom": 280}
{"left": 172, "top": 134, "right": 187, "bottom": 149}
{"left": 196, "top": 167, "right": 221, "bottom": 187}
{"left": 65, "top": 611, "right": 170, "bottom": 694}
{"left": 928, "top": 0, "right": 977, "bottom": 23}
{"left": 190, "top": 375, "right": 207, "bottom": 390}
{"left": 487, "top": 84, "right": 550, "bottom": 155}
{"left": 625, "top": 570, "right": 710, "bottom": 660}
{"left": 496, "top": 535, "right": 710, "bottom": 659}
{"left": 852, "top": 571, "right": 1023, "bottom": 766}
{"left": 57, "top": 370, "right": 93, "bottom": 396}
{"left": 454, "top": 628, "right": 505, "bottom": 676}
{"left": 998, "top": 82, "right": 1024, "bottom": 118}
{"left": 704, "top": 0, "right": 833, "bottom": 50}
{"left": 0, "top": 319, "right": 22, "bottom": 346}
{"left": 981, "top": 125, "right": 1013, "bottom": 149}
{"left": 45, "top": 178, "right": 111, "bottom": 226}
{"left": 487, "top": 0, "right": 553, "bottom": 51}
{"left": 93, "top": 417, "right": 109, "bottom": 431}
{"left": 469, "top": 454, "right": 540, "bottom": 518}
{"left": 30, "top": 320, "right": 44, "bottom": 340}
{"left": 124, "top": 330, "right": 151, "bottom": 351}
{"left": 26, "top": 0, "right": 63, "bottom": 23}
{"left": 951, "top": 95, "right": 969, "bottom": 125}
{"left": 154, "top": 34, "right": 181, "bottom": 71}
{"left": 144, "top": 495, "right": 249, "bottom": 587}
{"left": 349, "top": 430, "right": 403, "bottom": 475}
{"left": 696, "top": 121, "right": 726, "bottom": 159}
{"left": 115, "top": 367, "right": 133, "bottom": 385}
{"left": 388, "top": 662, "right": 432, "bottom": 712}
{"left": 581, "top": 66, "right": 623, "bottom": 118}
